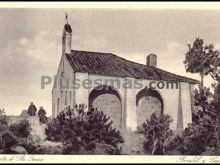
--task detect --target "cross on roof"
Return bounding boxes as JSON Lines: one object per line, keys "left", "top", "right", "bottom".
{"left": 65, "top": 12, "right": 68, "bottom": 24}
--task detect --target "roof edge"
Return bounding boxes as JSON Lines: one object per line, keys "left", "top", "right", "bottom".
{"left": 68, "top": 50, "right": 200, "bottom": 84}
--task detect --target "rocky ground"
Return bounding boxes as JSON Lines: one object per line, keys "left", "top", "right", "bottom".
{"left": 6, "top": 113, "right": 63, "bottom": 154}
{"left": 5, "top": 111, "right": 147, "bottom": 155}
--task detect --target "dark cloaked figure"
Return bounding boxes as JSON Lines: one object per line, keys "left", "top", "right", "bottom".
{"left": 27, "top": 102, "right": 37, "bottom": 116}
{"left": 38, "top": 106, "right": 47, "bottom": 124}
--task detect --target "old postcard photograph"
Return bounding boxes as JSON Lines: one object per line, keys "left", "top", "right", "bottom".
{"left": 0, "top": 1, "right": 220, "bottom": 163}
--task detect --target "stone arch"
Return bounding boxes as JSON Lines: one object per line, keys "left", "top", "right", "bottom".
{"left": 89, "top": 85, "right": 122, "bottom": 129}
{"left": 136, "top": 88, "right": 164, "bottom": 127}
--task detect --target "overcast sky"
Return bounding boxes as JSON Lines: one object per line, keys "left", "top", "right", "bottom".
{"left": 0, "top": 8, "right": 219, "bottom": 116}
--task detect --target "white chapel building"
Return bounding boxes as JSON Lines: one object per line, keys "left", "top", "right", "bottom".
{"left": 52, "top": 21, "right": 199, "bottom": 132}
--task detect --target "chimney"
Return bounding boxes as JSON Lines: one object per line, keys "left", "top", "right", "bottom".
{"left": 147, "top": 54, "right": 157, "bottom": 67}
{"left": 62, "top": 23, "right": 72, "bottom": 54}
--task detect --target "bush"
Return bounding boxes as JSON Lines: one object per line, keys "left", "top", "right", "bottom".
{"left": 0, "top": 109, "right": 8, "bottom": 141}
{"left": 0, "top": 115, "right": 9, "bottom": 151}
{"left": 138, "top": 113, "right": 173, "bottom": 155}
{"left": 169, "top": 84, "right": 220, "bottom": 155}
{"left": 0, "top": 132, "right": 18, "bottom": 154}
{"left": 9, "top": 120, "right": 31, "bottom": 138}
{"left": 0, "top": 110, "right": 45, "bottom": 154}
{"left": 211, "top": 83, "right": 220, "bottom": 113}
{"left": 0, "top": 109, "right": 6, "bottom": 116}
{"left": 0, "top": 115, "right": 8, "bottom": 134}
{"left": 177, "top": 114, "right": 217, "bottom": 155}
{"left": 46, "top": 105, "right": 124, "bottom": 154}
{"left": 19, "top": 138, "right": 45, "bottom": 154}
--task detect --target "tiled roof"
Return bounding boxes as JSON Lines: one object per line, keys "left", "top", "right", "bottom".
{"left": 66, "top": 50, "right": 199, "bottom": 84}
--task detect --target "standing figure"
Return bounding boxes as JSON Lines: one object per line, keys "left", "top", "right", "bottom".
{"left": 38, "top": 106, "right": 47, "bottom": 124}
{"left": 27, "top": 102, "right": 37, "bottom": 116}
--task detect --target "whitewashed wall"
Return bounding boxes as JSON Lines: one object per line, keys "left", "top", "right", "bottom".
{"left": 53, "top": 63, "right": 194, "bottom": 131}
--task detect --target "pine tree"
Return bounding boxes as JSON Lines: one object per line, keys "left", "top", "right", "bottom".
{"left": 184, "top": 38, "right": 219, "bottom": 86}
{"left": 46, "top": 105, "right": 124, "bottom": 154}
{"left": 138, "top": 113, "right": 173, "bottom": 155}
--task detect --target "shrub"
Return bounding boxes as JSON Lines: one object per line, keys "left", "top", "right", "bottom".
{"left": 138, "top": 113, "right": 173, "bottom": 155}
{"left": 0, "top": 115, "right": 9, "bottom": 151}
{"left": 0, "top": 109, "right": 6, "bottom": 116}
{"left": 0, "top": 115, "right": 8, "bottom": 134}
{"left": 170, "top": 84, "right": 220, "bottom": 155}
{"left": 19, "top": 138, "right": 45, "bottom": 154}
{"left": 9, "top": 120, "right": 31, "bottom": 138}
{"left": 212, "top": 83, "right": 220, "bottom": 112}
{"left": 177, "top": 114, "right": 217, "bottom": 155}
{"left": 0, "top": 132, "right": 18, "bottom": 154}
{"left": 0, "top": 110, "right": 39, "bottom": 154}
{"left": 166, "top": 135, "right": 183, "bottom": 154}
{"left": 46, "top": 105, "right": 124, "bottom": 154}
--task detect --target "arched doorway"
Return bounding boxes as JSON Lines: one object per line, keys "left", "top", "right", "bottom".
{"left": 136, "top": 89, "right": 163, "bottom": 127}
{"left": 89, "top": 85, "right": 122, "bottom": 130}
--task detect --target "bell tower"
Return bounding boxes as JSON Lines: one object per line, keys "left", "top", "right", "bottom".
{"left": 62, "top": 13, "right": 72, "bottom": 54}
